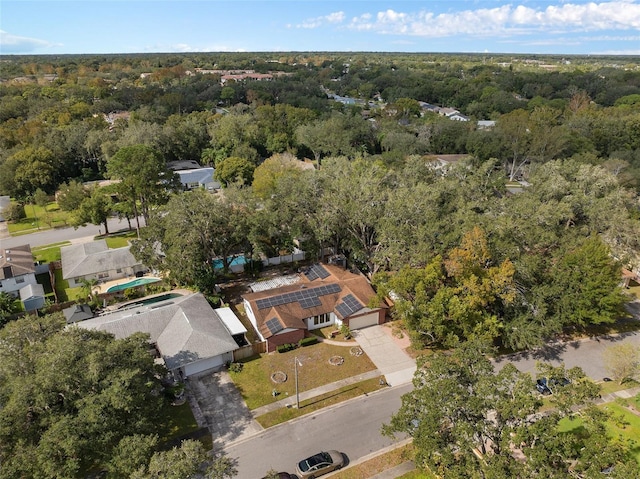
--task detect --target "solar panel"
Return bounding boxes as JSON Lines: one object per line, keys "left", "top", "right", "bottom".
{"left": 299, "top": 297, "right": 322, "bottom": 309}
{"left": 335, "top": 294, "right": 363, "bottom": 318}
{"left": 304, "top": 264, "right": 330, "bottom": 281}
{"left": 265, "top": 317, "right": 283, "bottom": 335}
{"left": 256, "top": 283, "right": 342, "bottom": 310}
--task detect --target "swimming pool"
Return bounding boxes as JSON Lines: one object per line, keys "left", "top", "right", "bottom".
{"left": 106, "top": 277, "right": 161, "bottom": 293}
{"left": 212, "top": 255, "right": 247, "bottom": 270}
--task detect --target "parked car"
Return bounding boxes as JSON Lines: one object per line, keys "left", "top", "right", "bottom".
{"left": 295, "top": 450, "right": 345, "bottom": 479}
{"left": 536, "top": 377, "right": 570, "bottom": 395}
{"left": 261, "top": 473, "right": 293, "bottom": 479}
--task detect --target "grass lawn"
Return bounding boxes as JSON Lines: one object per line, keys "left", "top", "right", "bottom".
{"left": 7, "top": 202, "right": 71, "bottom": 235}
{"left": 332, "top": 443, "right": 423, "bottom": 479}
{"left": 601, "top": 400, "right": 640, "bottom": 464}
{"left": 558, "top": 396, "right": 640, "bottom": 466}
{"left": 599, "top": 379, "right": 640, "bottom": 396}
{"left": 105, "top": 231, "right": 138, "bottom": 249}
{"left": 256, "top": 377, "right": 385, "bottom": 428}
{"left": 229, "top": 342, "right": 377, "bottom": 410}
{"left": 32, "top": 241, "right": 70, "bottom": 263}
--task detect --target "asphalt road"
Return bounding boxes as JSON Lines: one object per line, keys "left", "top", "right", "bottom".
{"left": 493, "top": 327, "right": 640, "bottom": 380}
{"left": 0, "top": 216, "right": 144, "bottom": 249}
{"left": 223, "top": 383, "right": 412, "bottom": 478}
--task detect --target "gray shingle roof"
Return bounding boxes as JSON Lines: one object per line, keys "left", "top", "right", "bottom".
{"left": 19, "top": 283, "right": 44, "bottom": 300}
{"left": 61, "top": 240, "right": 141, "bottom": 279}
{"left": 73, "top": 293, "right": 239, "bottom": 371}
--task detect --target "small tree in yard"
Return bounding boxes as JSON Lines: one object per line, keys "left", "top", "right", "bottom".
{"left": 603, "top": 343, "right": 640, "bottom": 384}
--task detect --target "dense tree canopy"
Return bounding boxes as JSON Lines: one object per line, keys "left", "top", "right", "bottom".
{"left": 0, "top": 313, "right": 166, "bottom": 478}
{"left": 383, "top": 343, "right": 637, "bottom": 479}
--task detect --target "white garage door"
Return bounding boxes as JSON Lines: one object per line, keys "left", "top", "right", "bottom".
{"left": 348, "top": 312, "right": 379, "bottom": 330}
{"left": 184, "top": 354, "right": 228, "bottom": 377}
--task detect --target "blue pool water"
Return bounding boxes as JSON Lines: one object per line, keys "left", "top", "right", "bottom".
{"left": 107, "top": 277, "right": 161, "bottom": 293}
{"left": 212, "top": 255, "right": 247, "bottom": 270}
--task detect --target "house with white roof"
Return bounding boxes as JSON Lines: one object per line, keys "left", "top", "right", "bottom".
{"left": 61, "top": 240, "right": 146, "bottom": 287}
{"left": 74, "top": 292, "right": 246, "bottom": 377}
{"left": 175, "top": 167, "right": 221, "bottom": 191}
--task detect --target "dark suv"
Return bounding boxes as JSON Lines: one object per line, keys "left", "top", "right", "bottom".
{"left": 536, "top": 377, "right": 570, "bottom": 395}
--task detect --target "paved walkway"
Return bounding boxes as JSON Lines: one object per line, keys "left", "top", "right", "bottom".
{"left": 354, "top": 324, "right": 417, "bottom": 387}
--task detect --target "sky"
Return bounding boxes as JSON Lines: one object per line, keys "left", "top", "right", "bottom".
{"left": 1, "top": 0, "right": 640, "bottom": 56}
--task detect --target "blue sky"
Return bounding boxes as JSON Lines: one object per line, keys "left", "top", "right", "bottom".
{"left": 1, "top": 1, "right": 639, "bottom": 55}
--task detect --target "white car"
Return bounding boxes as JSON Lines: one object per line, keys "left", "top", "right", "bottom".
{"left": 295, "top": 450, "right": 345, "bottom": 479}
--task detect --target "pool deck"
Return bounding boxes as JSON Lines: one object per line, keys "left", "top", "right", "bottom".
{"left": 92, "top": 274, "right": 161, "bottom": 295}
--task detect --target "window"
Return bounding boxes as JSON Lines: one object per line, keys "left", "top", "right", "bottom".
{"left": 97, "top": 272, "right": 109, "bottom": 279}
{"left": 15, "top": 277, "right": 25, "bottom": 284}
{"left": 116, "top": 268, "right": 122, "bottom": 273}
{"left": 313, "top": 313, "right": 330, "bottom": 326}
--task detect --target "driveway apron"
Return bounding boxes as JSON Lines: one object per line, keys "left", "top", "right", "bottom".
{"left": 354, "top": 325, "right": 416, "bottom": 387}
{"left": 188, "top": 370, "right": 264, "bottom": 449}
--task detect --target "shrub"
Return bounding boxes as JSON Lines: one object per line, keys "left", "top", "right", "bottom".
{"left": 5, "top": 203, "right": 25, "bottom": 222}
{"left": 340, "top": 324, "right": 352, "bottom": 339}
{"left": 299, "top": 337, "right": 318, "bottom": 347}
{"left": 228, "top": 362, "right": 244, "bottom": 373}
{"left": 276, "top": 343, "right": 297, "bottom": 353}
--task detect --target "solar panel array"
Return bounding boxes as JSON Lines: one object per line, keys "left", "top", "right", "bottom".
{"left": 255, "top": 283, "right": 341, "bottom": 310}
{"left": 265, "top": 317, "right": 283, "bottom": 335}
{"left": 335, "top": 294, "right": 363, "bottom": 318}
{"left": 304, "top": 264, "right": 330, "bottom": 281}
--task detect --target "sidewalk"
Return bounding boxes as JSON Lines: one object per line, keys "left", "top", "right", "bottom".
{"left": 251, "top": 369, "right": 383, "bottom": 417}
{"left": 595, "top": 385, "right": 640, "bottom": 405}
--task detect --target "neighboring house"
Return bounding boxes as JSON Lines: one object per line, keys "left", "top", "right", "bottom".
{"left": 74, "top": 293, "right": 246, "bottom": 377}
{"left": 63, "top": 303, "right": 94, "bottom": 324}
{"left": 0, "top": 244, "right": 37, "bottom": 296}
{"left": 425, "top": 154, "right": 472, "bottom": 172}
{"left": 61, "top": 240, "right": 146, "bottom": 288}
{"left": 243, "top": 263, "right": 387, "bottom": 352}
{"left": 175, "top": 167, "right": 221, "bottom": 191}
{"left": 448, "top": 113, "right": 470, "bottom": 122}
{"left": 19, "top": 283, "right": 45, "bottom": 312}
{"left": 477, "top": 120, "right": 496, "bottom": 129}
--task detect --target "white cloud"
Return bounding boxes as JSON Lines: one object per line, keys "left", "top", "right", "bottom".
{"left": 0, "top": 30, "right": 56, "bottom": 53}
{"left": 347, "top": 1, "right": 640, "bottom": 38}
{"left": 297, "top": 11, "right": 345, "bottom": 29}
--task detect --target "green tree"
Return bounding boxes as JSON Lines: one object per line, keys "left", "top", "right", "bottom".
{"left": 131, "top": 189, "right": 251, "bottom": 289}
{"left": 0, "top": 291, "right": 20, "bottom": 327}
{"left": 214, "top": 156, "right": 255, "bottom": 187}
{"left": 57, "top": 180, "right": 88, "bottom": 212}
{"left": 0, "top": 313, "right": 165, "bottom": 477}
{"left": 72, "top": 187, "right": 113, "bottom": 234}
{"left": 603, "top": 343, "right": 640, "bottom": 384}
{"left": 107, "top": 144, "right": 179, "bottom": 234}
{"left": 383, "top": 343, "right": 631, "bottom": 479}
{"left": 107, "top": 434, "right": 159, "bottom": 479}
{"left": 549, "top": 236, "right": 627, "bottom": 329}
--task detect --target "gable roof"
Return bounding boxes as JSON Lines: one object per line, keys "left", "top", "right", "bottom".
{"left": 243, "top": 264, "right": 386, "bottom": 339}
{"left": 73, "top": 293, "right": 238, "bottom": 371}
{"left": 0, "top": 244, "right": 35, "bottom": 280}
{"left": 175, "top": 167, "right": 217, "bottom": 186}
{"left": 19, "top": 283, "right": 44, "bottom": 300}
{"left": 61, "top": 240, "right": 141, "bottom": 279}
{"left": 63, "top": 303, "right": 94, "bottom": 324}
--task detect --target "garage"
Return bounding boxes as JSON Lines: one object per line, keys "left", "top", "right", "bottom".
{"left": 347, "top": 311, "right": 381, "bottom": 330}
{"left": 184, "top": 352, "right": 232, "bottom": 377}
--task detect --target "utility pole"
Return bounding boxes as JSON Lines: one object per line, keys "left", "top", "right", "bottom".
{"left": 294, "top": 356, "right": 302, "bottom": 408}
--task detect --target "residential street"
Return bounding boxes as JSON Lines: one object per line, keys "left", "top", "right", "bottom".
{"left": 0, "top": 216, "right": 145, "bottom": 249}
{"left": 222, "top": 383, "right": 412, "bottom": 478}
{"left": 493, "top": 303, "right": 640, "bottom": 380}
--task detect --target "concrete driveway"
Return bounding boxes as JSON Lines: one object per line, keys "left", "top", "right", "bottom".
{"left": 187, "top": 370, "right": 264, "bottom": 450}
{"left": 353, "top": 324, "right": 416, "bottom": 387}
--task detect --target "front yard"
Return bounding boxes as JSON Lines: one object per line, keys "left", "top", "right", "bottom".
{"left": 229, "top": 342, "right": 378, "bottom": 410}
